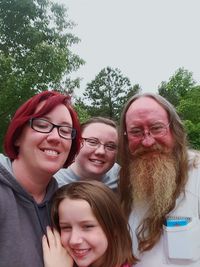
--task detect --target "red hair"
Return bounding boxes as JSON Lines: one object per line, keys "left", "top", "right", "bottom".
{"left": 4, "top": 90, "right": 81, "bottom": 168}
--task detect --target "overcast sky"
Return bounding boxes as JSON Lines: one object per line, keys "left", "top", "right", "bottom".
{"left": 55, "top": 0, "right": 200, "bottom": 96}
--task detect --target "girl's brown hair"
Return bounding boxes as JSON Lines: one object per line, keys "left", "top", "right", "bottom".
{"left": 81, "top": 116, "right": 117, "bottom": 131}
{"left": 51, "top": 180, "right": 137, "bottom": 267}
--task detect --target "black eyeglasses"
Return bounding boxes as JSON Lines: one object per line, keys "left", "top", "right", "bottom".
{"left": 82, "top": 138, "right": 118, "bottom": 152}
{"left": 30, "top": 118, "right": 76, "bottom": 140}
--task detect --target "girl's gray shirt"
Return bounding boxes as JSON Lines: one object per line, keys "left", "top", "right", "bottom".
{"left": 54, "top": 163, "right": 120, "bottom": 191}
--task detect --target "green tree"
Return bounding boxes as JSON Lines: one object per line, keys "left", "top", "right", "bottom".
{"left": 177, "top": 86, "right": 200, "bottom": 123}
{"left": 83, "top": 67, "right": 140, "bottom": 121}
{"left": 74, "top": 97, "right": 90, "bottom": 123}
{"left": 158, "top": 68, "right": 195, "bottom": 107}
{"left": 158, "top": 68, "right": 200, "bottom": 149}
{"left": 177, "top": 86, "right": 200, "bottom": 149}
{"left": 0, "top": 0, "right": 84, "bottom": 151}
{"left": 184, "top": 120, "right": 200, "bottom": 150}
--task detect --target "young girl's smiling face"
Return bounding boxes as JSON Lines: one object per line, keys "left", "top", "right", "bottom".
{"left": 59, "top": 198, "right": 108, "bottom": 267}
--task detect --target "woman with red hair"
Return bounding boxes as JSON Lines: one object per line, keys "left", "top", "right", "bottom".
{"left": 0, "top": 90, "right": 81, "bottom": 267}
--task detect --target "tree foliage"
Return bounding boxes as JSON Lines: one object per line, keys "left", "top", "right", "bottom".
{"left": 177, "top": 86, "right": 200, "bottom": 123}
{"left": 177, "top": 86, "right": 200, "bottom": 149}
{"left": 74, "top": 97, "right": 90, "bottom": 123}
{"left": 83, "top": 67, "right": 140, "bottom": 121}
{"left": 158, "top": 68, "right": 200, "bottom": 149}
{"left": 0, "top": 0, "right": 84, "bottom": 151}
{"left": 184, "top": 120, "right": 200, "bottom": 150}
{"left": 158, "top": 68, "right": 195, "bottom": 107}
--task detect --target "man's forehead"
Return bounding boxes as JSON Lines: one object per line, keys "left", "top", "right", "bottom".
{"left": 128, "top": 97, "right": 162, "bottom": 110}
{"left": 125, "top": 97, "right": 169, "bottom": 124}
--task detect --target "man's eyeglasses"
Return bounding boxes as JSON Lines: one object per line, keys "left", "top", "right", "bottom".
{"left": 30, "top": 118, "right": 76, "bottom": 140}
{"left": 82, "top": 138, "right": 117, "bottom": 152}
{"left": 126, "top": 123, "right": 170, "bottom": 140}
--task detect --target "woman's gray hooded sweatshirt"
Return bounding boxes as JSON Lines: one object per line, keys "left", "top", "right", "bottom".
{"left": 0, "top": 154, "right": 58, "bottom": 267}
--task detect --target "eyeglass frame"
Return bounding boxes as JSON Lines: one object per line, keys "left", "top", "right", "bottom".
{"left": 125, "top": 122, "right": 170, "bottom": 140}
{"left": 29, "top": 118, "right": 76, "bottom": 140}
{"left": 82, "top": 137, "right": 118, "bottom": 152}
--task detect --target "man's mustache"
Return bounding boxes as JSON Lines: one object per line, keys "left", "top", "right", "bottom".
{"left": 131, "top": 144, "right": 165, "bottom": 157}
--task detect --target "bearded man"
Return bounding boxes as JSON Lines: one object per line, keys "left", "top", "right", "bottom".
{"left": 118, "top": 93, "right": 200, "bottom": 267}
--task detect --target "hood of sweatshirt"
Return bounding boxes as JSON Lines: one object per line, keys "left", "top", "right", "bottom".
{"left": 0, "top": 155, "right": 58, "bottom": 233}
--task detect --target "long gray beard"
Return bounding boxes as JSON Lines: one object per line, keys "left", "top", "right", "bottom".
{"left": 129, "top": 149, "right": 177, "bottom": 218}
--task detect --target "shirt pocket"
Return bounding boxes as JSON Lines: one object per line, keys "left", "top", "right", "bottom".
{"left": 163, "top": 217, "right": 200, "bottom": 263}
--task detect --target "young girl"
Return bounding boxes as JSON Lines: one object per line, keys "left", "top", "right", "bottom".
{"left": 43, "top": 181, "right": 137, "bottom": 267}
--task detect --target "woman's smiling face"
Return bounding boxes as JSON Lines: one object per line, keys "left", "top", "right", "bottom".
{"left": 15, "top": 103, "right": 73, "bottom": 177}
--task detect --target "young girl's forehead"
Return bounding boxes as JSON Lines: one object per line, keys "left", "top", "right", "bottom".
{"left": 58, "top": 198, "right": 101, "bottom": 225}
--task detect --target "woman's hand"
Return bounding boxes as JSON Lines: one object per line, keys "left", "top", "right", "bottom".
{"left": 42, "top": 226, "right": 73, "bottom": 267}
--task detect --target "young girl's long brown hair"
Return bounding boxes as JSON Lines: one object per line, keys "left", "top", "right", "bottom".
{"left": 51, "top": 180, "right": 138, "bottom": 267}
